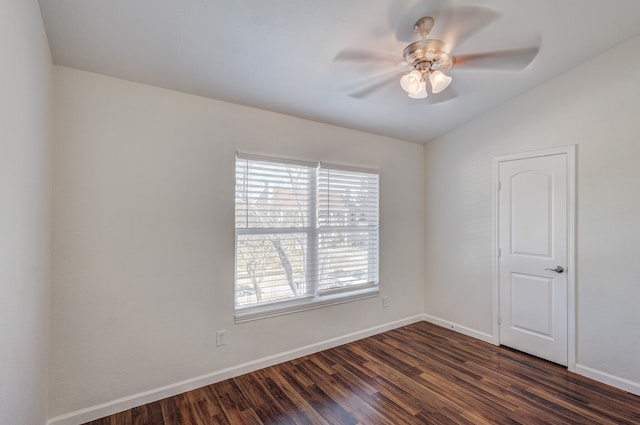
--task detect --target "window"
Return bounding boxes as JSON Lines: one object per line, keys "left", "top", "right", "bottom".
{"left": 234, "top": 153, "right": 379, "bottom": 322}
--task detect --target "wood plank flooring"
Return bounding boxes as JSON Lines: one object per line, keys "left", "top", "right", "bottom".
{"left": 83, "top": 321, "right": 640, "bottom": 424}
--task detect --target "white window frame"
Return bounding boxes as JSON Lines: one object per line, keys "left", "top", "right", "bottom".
{"left": 234, "top": 153, "right": 379, "bottom": 323}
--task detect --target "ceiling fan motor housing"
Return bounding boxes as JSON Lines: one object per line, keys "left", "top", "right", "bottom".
{"left": 402, "top": 39, "right": 453, "bottom": 72}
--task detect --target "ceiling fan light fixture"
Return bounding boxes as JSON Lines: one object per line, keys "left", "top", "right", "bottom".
{"left": 408, "top": 80, "right": 428, "bottom": 99}
{"left": 429, "top": 70, "right": 453, "bottom": 94}
{"left": 400, "top": 70, "right": 423, "bottom": 94}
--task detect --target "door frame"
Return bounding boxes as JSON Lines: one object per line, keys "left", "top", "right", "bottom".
{"left": 492, "top": 145, "right": 576, "bottom": 371}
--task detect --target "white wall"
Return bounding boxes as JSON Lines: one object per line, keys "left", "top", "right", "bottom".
{"left": 50, "top": 66, "right": 425, "bottom": 417}
{"left": 0, "top": 1, "right": 52, "bottom": 424}
{"left": 424, "top": 34, "right": 640, "bottom": 390}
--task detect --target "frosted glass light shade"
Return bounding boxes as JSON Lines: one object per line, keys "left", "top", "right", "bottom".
{"left": 400, "top": 70, "right": 423, "bottom": 94}
{"left": 408, "top": 80, "right": 428, "bottom": 99}
{"left": 429, "top": 70, "right": 452, "bottom": 94}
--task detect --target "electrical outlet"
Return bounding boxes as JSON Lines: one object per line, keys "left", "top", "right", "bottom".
{"left": 382, "top": 296, "right": 388, "bottom": 308}
{"left": 216, "top": 329, "right": 226, "bottom": 346}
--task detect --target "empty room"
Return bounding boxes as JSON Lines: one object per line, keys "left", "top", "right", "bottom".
{"left": 2, "top": 0, "right": 640, "bottom": 424}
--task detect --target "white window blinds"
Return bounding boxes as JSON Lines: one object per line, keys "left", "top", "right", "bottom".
{"left": 317, "top": 166, "right": 379, "bottom": 294}
{"left": 235, "top": 155, "right": 316, "bottom": 308}
{"left": 235, "top": 153, "right": 379, "bottom": 318}
{"left": 235, "top": 156, "right": 315, "bottom": 229}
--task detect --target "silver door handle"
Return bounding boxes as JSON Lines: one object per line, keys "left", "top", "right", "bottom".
{"left": 545, "top": 266, "right": 564, "bottom": 273}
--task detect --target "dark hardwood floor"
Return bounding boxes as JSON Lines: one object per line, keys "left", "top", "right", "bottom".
{"left": 84, "top": 321, "right": 640, "bottom": 424}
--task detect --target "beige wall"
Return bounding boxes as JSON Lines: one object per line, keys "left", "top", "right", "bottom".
{"left": 50, "top": 66, "right": 425, "bottom": 416}
{"left": 424, "top": 34, "right": 640, "bottom": 390}
{"left": 0, "top": 1, "right": 52, "bottom": 424}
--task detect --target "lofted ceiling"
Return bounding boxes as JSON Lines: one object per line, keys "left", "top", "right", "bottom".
{"left": 38, "top": 0, "right": 640, "bottom": 144}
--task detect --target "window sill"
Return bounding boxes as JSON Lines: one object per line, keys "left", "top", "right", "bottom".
{"left": 234, "top": 287, "right": 380, "bottom": 323}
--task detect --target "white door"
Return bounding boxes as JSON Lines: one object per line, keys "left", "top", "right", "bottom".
{"left": 498, "top": 153, "right": 568, "bottom": 365}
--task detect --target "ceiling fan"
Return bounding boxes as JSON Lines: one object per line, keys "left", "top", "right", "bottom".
{"left": 335, "top": 6, "right": 541, "bottom": 102}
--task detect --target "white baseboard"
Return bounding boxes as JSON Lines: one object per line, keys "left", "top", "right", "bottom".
{"left": 47, "top": 315, "right": 640, "bottom": 425}
{"left": 47, "top": 315, "right": 424, "bottom": 425}
{"left": 422, "top": 315, "right": 640, "bottom": 396}
{"left": 575, "top": 364, "right": 640, "bottom": 396}
{"left": 422, "top": 314, "right": 497, "bottom": 345}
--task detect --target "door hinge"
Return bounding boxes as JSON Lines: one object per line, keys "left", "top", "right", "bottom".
{"left": 498, "top": 248, "right": 501, "bottom": 257}
{"left": 498, "top": 181, "right": 502, "bottom": 191}
{"left": 497, "top": 315, "right": 502, "bottom": 325}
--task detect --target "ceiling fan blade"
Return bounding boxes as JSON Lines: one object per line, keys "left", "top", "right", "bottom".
{"left": 435, "top": 6, "right": 501, "bottom": 52}
{"left": 333, "top": 48, "right": 402, "bottom": 65}
{"left": 344, "top": 68, "right": 408, "bottom": 99}
{"left": 453, "top": 45, "right": 540, "bottom": 71}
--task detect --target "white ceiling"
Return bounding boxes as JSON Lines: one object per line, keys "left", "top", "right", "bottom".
{"left": 38, "top": 0, "right": 640, "bottom": 144}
